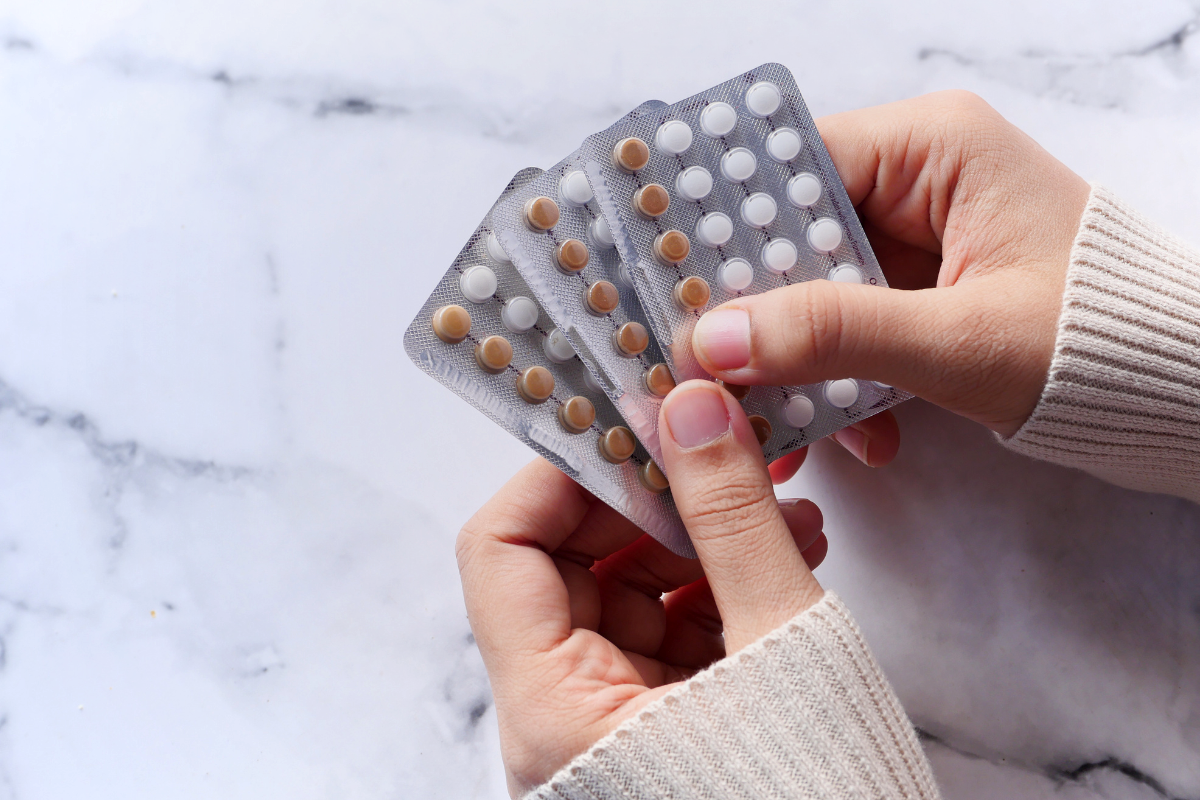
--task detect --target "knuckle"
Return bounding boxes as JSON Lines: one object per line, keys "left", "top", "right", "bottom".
{"left": 779, "top": 282, "right": 847, "bottom": 377}
{"left": 683, "top": 470, "right": 780, "bottom": 543}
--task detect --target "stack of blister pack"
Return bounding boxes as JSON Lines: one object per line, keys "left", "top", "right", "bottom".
{"left": 404, "top": 64, "right": 908, "bottom": 558}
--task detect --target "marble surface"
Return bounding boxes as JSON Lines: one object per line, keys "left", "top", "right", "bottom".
{"left": 0, "top": 1, "right": 1198, "bottom": 797}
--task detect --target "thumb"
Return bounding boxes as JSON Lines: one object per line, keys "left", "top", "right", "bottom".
{"left": 659, "top": 380, "right": 823, "bottom": 652}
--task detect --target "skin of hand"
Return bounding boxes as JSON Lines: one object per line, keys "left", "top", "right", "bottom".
{"left": 692, "top": 91, "right": 1092, "bottom": 438}
{"left": 457, "top": 380, "right": 826, "bottom": 797}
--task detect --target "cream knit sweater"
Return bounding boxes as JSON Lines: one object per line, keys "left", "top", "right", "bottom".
{"left": 529, "top": 185, "right": 1200, "bottom": 800}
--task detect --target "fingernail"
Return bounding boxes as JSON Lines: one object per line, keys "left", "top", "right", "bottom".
{"left": 693, "top": 309, "right": 751, "bottom": 370}
{"left": 833, "top": 426, "right": 869, "bottom": 465}
{"left": 778, "top": 498, "right": 801, "bottom": 507}
{"left": 664, "top": 385, "right": 730, "bottom": 449}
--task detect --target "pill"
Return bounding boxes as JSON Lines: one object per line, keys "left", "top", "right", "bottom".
{"left": 582, "top": 367, "right": 602, "bottom": 394}
{"left": 655, "top": 120, "right": 693, "bottom": 155}
{"left": 555, "top": 238, "right": 590, "bottom": 273}
{"left": 589, "top": 215, "right": 615, "bottom": 249}
{"left": 808, "top": 218, "right": 843, "bottom": 253}
{"left": 824, "top": 379, "right": 859, "bottom": 409}
{"left": 829, "top": 263, "right": 864, "bottom": 283}
{"left": 516, "top": 366, "right": 556, "bottom": 404}
{"left": 544, "top": 327, "right": 576, "bottom": 363}
{"left": 474, "top": 335, "right": 513, "bottom": 374}
{"left": 486, "top": 232, "right": 511, "bottom": 263}
{"left": 716, "top": 379, "right": 751, "bottom": 400}
{"left": 745, "top": 81, "right": 782, "bottom": 118}
{"left": 612, "top": 321, "right": 649, "bottom": 358}
{"left": 616, "top": 261, "right": 634, "bottom": 287}
{"left": 765, "top": 127, "right": 803, "bottom": 163}
{"left": 740, "top": 192, "right": 777, "bottom": 229}
{"left": 720, "top": 147, "right": 757, "bottom": 183}
{"left": 638, "top": 460, "right": 670, "bottom": 494}
{"left": 873, "top": 381, "right": 893, "bottom": 389}
{"left": 431, "top": 304, "right": 471, "bottom": 344}
{"left": 675, "top": 165, "right": 714, "bottom": 202}
{"left": 643, "top": 363, "right": 676, "bottom": 398}
{"left": 585, "top": 280, "right": 620, "bottom": 316}
{"left": 559, "top": 170, "right": 593, "bottom": 207}
{"left": 748, "top": 414, "right": 773, "bottom": 446}
{"left": 613, "top": 137, "right": 650, "bottom": 173}
{"left": 598, "top": 426, "right": 637, "bottom": 464}
{"left": 787, "top": 173, "right": 822, "bottom": 208}
{"left": 459, "top": 264, "right": 497, "bottom": 303}
{"left": 717, "top": 258, "right": 754, "bottom": 293}
{"left": 501, "top": 295, "right": 539, "bottom": 333}
{"left": 761, "top": 238, "right": 798, "bottom": 274}
{"left": 695, "top": 212, "right": 734, "bottom": 248}
{"left": 699, "top": 101, "right": 737, "bottom": 138}
{"left": 557, "top": 395, "right": 596, "bottom": 434}
{"left": 673, "top": 276, "right": 711, "bottom": 311}
{"left": 653, "top": 230, "right": 691, "bottom": 265}
{"left": 633, "top": 184, "right": 670, "bottom": 219}
{"left": 523, "top": 196, "right": 560, "bottom": 232}
{"left": 782, "top": 395, "right": 815, "bottom": 428}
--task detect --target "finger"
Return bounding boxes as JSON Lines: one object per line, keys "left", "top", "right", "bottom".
{"left": 778, "top": 498, "right": 824, "bottom": 553}
{"left": 768, "top": 446, "right": 808, "bottom": 484}
{"left": 802, "top": 533, "right": 829, "bottom": 570}
{"left": 830, "top": 409, "right": 901, "bottom": 468}
{"left": 656, "top": 578, "right": 724, "bottom": 668}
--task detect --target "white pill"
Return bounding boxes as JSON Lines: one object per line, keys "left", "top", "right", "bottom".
{"left": 824, "top": 379, "right": 860, "bottom": 409}
{"left": 582, "top": 368, "right": 602, "bottom": 393}
{"left": 500, "top": 295, "right": 539, "bottom": 333}
{"left": 740, "top": 192, "right": 777, "bottom": 229}
{"left": 765, "top": 127, "right": 803, "bottom": 163}
{"left": 655, "top": 120, "right": 693, "bottom": 155}
{"left": 873, "top": 381, "right": 892, "bottom": 389}
{"left": 459, "top": 265, "right": 497, "bottom": 304}
{"left": 616, "top": 260, "right": 634, "bottom": 288}
{"left": 717, "top": 258, "right": 754, "bottom": 293}
{"left": 558, "top": 170, "right": 593, "bottom": 207}
{"left": 695, "top": 212, "right": 734, "bottom": 248}
{"left": 486, "top": 232, "right": 511, "bottom": 263}
{"left": 761, "top": 238, "right": 798, "bottom": 274}
{"left": 808, "top": 218, "right": 843, "bottom": 253}
{"left": 720, "top": 147, "right": 757, "bottom": 183}
{"left": 787, "top": 173, "right": 822, "bottom": 208}
{"left": 829, "top": 263, "right": 864, "bottom": 283}
{"left": 699, "top": 101, "right": 738, "bottom": 137}
{"left": 589, "top": 215, "right": 615, "bottom": 249}
{"left": 544, "top": 328, "right": 576, "bottom": 363}
{"left": 782, "top": 395, "right": 815, "bottom": 428}
{"left": 745, "top": 81, "right": 782, "bottom": 118}
{"left": 675, "top": 165, "right": 714, "bottom": 202}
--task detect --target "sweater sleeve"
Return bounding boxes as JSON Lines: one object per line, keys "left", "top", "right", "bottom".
{"left": 1002, "top": 184, "right": 1200, "bottom": 503}
{"left": 528, "top": 592, "right": 940, "bottom": 800}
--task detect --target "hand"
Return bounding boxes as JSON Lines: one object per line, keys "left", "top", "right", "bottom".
{"left": 457, "top": 380, "right": 826, "bottom": 797}
{"left": 691, "top": 91, "right": 1091, "bottom": 437}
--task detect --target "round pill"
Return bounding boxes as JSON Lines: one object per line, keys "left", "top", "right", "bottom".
{"left": 675, "top": 165, "right": 714, "bottom": 202}
{"left": 655, "top": 120, "right": 693, "bottom": 155}
{"left": 808, "top": 218, "right": 843, "bottom": 253}
{"left": 695, "top": 212, "right": 734, "bottom": 248}
{"left": 459, "top": 264, "right": 497, "bottom": 303}
{"left": 745, "top": 81, "right": 782, "bottom": 118}
{"left": 585, "top": 280, "right": 620, "bottom": 316}
{"left": 761, "top": 238, "right": 798, "bottom": 274}
{"left": 543, "top": 327, "right": 576, "bottom": 363}
{"left": 824, "top": 379, "right": 860, "bottom": 409}
{"left": 612, "top": 321, "right": 649, "bottom": 358}
{"left": 765, "top": 127, "right": 803, "bottom": 163}
{"left": 501, "top": 295, "right": 539, "bottom": 333}
{"left": 740, "top": 192, "right": 777, "bottom": 229}
{"left": 787, "top": 173, "right": 822, "bottom": 208}
{"left": 431, "top": 304, "right": 471, "bottom": 344}
{"left": 748, "top": 414, "right": 773, "bottom": 446}
{"left": 555, "top": 238, "right": 590, "bottom": 273}
{"left": 781, "top": 395, "right": 815, "bottom": 428}
{"left": 613, "top": 137, "right": 650, "bottom": 173}
{"left": 699, "top": 101, "right": 737, "bottom": 138}
{"left": 486, "top": 232, "right": 511, "bottom": 263}
{"left": 673, "top": 276, "right": 711, "bottom": 311}
{"left": 720, "top": 147, "right": 757, "bottom": 183}
{"left": 829, "top": 263, "right": 864, "bottom": 284}
{"left": 558, "top": 170, "right": 593, "bottom": 207}
{"left": 643, "top": 363, "right": 676, "bottom": 398}
{"left": 638, "top": 460, "right": 670, "bottom": 494}
{"left": 582, "top": 368, "right": 602, "bottom": 394}
{"left": 716, "top": 379, "right": 750, "bottom": 401}
{"left": 717, "top": 258, "right": 754, "bottom": 293}
{"left": 523, "top": 196, "right": 560, "bottom": 232}
{"left": 653, "top": 230, "right": 691, "bottom": 265}
{"left": 873, "top": 381, "right": 893, "bottom": 389}
{"left": 474, "top": 335, "right": 513, "bottom": 374}
{"left": 598, "top": 426, "right": 637, "bottom": 464}
{"left": 633, "top": 184, "right": 670, "bottom": 219}
{"left": 616, "top": 261, "right": 634, "bottom": 287}
{"left": 557, "top": 395, "right": 596, "bottom": 434}
{"left": 516, "top": 366, "right": 556, "bottom": 405}
{"left": 589, "top": 215, "right": 615, "bottom": 249}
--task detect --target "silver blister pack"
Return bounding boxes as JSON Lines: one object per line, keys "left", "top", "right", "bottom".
{"left": 404, "top": 168, "right": 691, "bottom": 557}
{"left": 581, "top": 63, "right": 911, "bottom": 461}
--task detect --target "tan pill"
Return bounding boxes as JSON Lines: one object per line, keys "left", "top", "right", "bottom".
{"left": 653, "top": 230, "right": 690, "bottom": 265}
{"left": 716, "top": 379, "right": 751, "bottom": 401}
{"left": 431, "top": 304, "right": 471, "bottom": 344}
{"left": 523, "top": 196, "right": 560, "bottom": 232}
{"left": 633, "top": 184, "right": 670, "bottom": 219}
{"left": 585, "top": 280, "right": 620, "bottom": 316}
{"left": 673, "top": 276, "right": 711, "bottom": 311}
{"left": 638, "top": 460, "right": 669, "bottom": 494}
{"left": 516, "top": 365, "right": 555, "bottom": 404}
{"left": 557, "top": 395, "right": 596, "bottom": 434}
{"left": 555, "top": 238, "right": 590, "bottom": 273}
{"left": 613, "top": 137, "right": 650, "bottom": 173}
{"left": 643, "top": 363, "right": 676, "bottom": 398}
{"left": 598, "top": 426, "right": 637, "bottom": 464}
{"left": 748, "top": 414, "right": 773, "bottom": 446}
{"left": 612, "top": 321, "right": 649, "bottom": 358}
{"left": 474, "top": 335, "right": 513, "bottom": 374}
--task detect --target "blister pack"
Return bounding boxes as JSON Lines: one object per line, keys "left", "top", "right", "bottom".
{"left": 404, "top": 168, "right": 691, "bottom": 557}
{"left": 581, "top": 63, "right": 911, "bottom": 462}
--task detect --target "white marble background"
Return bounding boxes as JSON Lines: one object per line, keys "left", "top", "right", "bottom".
{"left": 0, "top": 1, "right": 1198, "bottom": 798}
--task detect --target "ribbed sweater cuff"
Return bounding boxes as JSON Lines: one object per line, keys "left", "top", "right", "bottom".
{"left": 1003, "top": 184, "right": 1200, "bottom": 503}
{"left": 529, "top": 592, "right": 940, "bottom": 800}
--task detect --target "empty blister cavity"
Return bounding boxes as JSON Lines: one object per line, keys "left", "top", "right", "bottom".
{"left": 765, "top": 127, "right": 802, "bottom": 163}
{"left": 699, "top": 102, "right": 737, "bottom": 138}
{"left": 745, "top": 81, "right": 782, "bottom": 118}
{"left": 829, "top": 263, "right": 864, "bottom": 283}
{"left": 559, "top": 170, "right": 594, "bottom": 207}
{"left": 675, "top": 166, "right": 713, "bottom": 202}
{"left": 696, "top": 213, "right": 733, "bottom": 248}
{"left": 761, "top": 238, "right": 798, "bottom": 274}
{"left": 782, "top": 395, "right": 815, "bottom": 428}
{"left": 808, "top": 218, "right": 843, "bottom": 253}
{"left": 787, "top": 173, "right": 822, "bottom": 208}
{"left": 720, "top": 148, "right": 757, "bottom": 183}
{"left": 655, "top": 120, "right": 693, "bottom": 155}
{"left": 740, "top": 193, "right": 777, "bottom": 229}
{"left": 501, "top": 296, "right": 539, "bottom": 333}
{"left": 717, "top": 258, "right": 754, "bottom": 293}
{"left": 459, "top": 265, "right": 498, "bottom": 303}
{"left": 824, "top": 379, "right": 859, "bottom": 409}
